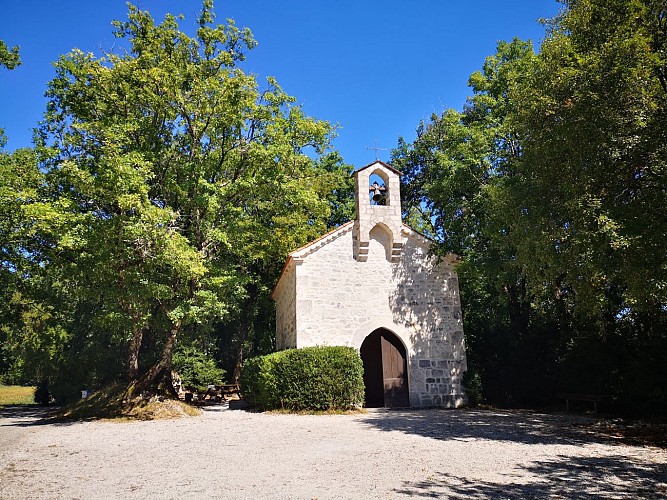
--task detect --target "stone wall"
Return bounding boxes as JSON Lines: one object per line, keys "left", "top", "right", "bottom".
{"left": 275, "top": 223, "right": 467, "bottom": 407}
{"left": 391, "top": 233, "right": 467, "bottom": 407}
{"left": 274, "top": 262, "right": 297, "bottom": 351}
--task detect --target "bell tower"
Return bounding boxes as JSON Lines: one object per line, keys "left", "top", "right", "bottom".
{"left": 352, "top": 161, "right": 404, "bottom": 263}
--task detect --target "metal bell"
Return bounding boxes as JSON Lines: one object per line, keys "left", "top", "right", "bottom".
{"left": 370, "top": 181, "right": 386, "bottom": 203}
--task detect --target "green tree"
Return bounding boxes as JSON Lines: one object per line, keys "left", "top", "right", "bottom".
{"left": 509, "top": 0, "right": 667, "bottom": 411}
{"left": 514, "top": 0, "right": 667, "bottom": 316}
{"left": 172, "top": 346, "right": 225, "bottom": 392}
{"left": 0, "top": 142, "right": 54, "bottom": 384}
{"left": 392, "top": 39, "right": 550, "bottom": 403}
{"left": 394, "top": 1, "right": 667, "bottom": 411}
{"left": 26, "top": 1, "right": 340, "bottom": 399}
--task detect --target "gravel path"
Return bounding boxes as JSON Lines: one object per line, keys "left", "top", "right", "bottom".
{"left": 1, "top": 405, "right": 666, "bottom": 499}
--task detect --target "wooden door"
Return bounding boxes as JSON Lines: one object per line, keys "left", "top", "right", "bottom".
{"left": 360, "top": 331, "right": 384, "bottom": 408}
{"left": 380, "top": 333, "right": 409, "bottom": 408}
{"left": 361, "top": 328, "right": 409, "bottom": 408}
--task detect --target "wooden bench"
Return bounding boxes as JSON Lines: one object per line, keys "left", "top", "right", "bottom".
{"left": 559, "top": 393, "right": 609, "bottom": 414}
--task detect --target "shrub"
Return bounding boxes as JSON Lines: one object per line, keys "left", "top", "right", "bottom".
{"left": 240, "top": 346, "right": 364, "bottom": 411}
{"left": 34, "top": 378, "right": 53, "bottom": 405}
{"left": 172, "top": 347, "right": 225, "bottom": 393}
{"left": 239, "top": 354, "right": 278, "bottom": 408}
{"left": 34, "top": 375, "right": 82, "bottom": 405}
{"left": 462, "top": 369, "right": 483, "bottom": 407}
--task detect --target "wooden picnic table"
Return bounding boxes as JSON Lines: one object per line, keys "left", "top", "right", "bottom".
{"left": 216, "top": 384, "right": 240, "bottom": 396}
{"left": 183, "top": 384, "right": 240, "bottom": 404}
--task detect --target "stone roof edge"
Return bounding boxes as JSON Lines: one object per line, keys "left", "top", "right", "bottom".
{"left": 289, "top": 220, "right": 355, "bottom": 260}
{"left": 271, "top": 221, "right": 355, "bottom": 300}
{"left": 353, "top": 160, "right": 402, "bottom": 177}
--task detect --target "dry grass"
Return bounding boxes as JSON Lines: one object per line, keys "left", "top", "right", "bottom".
{"left": 0, "top": 385, "right": 36, "bottom": 405}
{"left": 123, "top": 398, "right": 201, "bottom": 420}
{"left": 58, "top": 384, "right": 201, "bottom": 421}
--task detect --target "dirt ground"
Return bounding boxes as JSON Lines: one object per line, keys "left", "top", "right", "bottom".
{"left": 1, "top": 405, "right": 666, "bottom": 499}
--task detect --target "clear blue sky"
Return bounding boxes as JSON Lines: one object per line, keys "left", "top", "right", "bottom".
{"left": 1, "top": 0, "right": 561, "bottom": 168}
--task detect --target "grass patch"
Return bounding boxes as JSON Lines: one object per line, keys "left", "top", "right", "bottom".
{"left": 0, "top": 385, "right": 36, "bottom": 405}
{"left": 57, "top": 383, "right": 201, "bottom": 421}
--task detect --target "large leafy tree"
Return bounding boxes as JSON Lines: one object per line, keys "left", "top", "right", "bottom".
{"left": 509, "top": 0, "right": 667, "bottom": 411}
{"left": 20, "top": 1, "right": 341, "bottom": 398}
{"left": 514, "top": 0, "right": 667, "bottom": 315}
{"left": 394, "top": 0, "right": 667, "bottom": 411}
{"left": 392, "top": 40, "right": 549, "bottom": 403}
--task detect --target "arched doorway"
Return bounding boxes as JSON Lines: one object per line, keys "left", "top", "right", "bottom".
{"left": 360, "top": 328, "right": 409, "bottom": 408}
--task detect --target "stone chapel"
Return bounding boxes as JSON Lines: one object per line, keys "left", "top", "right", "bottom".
{"left": 272, "top": 161, "right": 467, "bottom": 408}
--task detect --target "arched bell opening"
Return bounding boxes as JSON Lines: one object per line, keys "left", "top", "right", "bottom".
{"left": 360, "top": 328, "right": 410, "bottom": 408}
{"left": 369, "top": 170, "right": 390, "bottom": 206}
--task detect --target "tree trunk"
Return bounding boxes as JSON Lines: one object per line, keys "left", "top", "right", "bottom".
{"left": 125, "top": 320, "right": 181, "bottom": 400}
{"left": 505, "top": 278, "right": 530, "bottom": 336}
{"left": 232, "top": 344, "right": 243, "bottom": 385}
{"left": 553, "top": 276, "right": 570, "bottom": 348}
{"left": 127, "top": 325, "right": 144, "bottom": 380}
{"left": 231, "top": 288, "right": 258, "bottom": 384}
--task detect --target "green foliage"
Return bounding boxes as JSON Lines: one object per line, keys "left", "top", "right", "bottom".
{"left": 240, "top": 346, "right": 364, "bottom": 411}
{"left": 461, "top": 369, "right": 483, "bottom": 407}
{"left": 511, "top": 0, "right": 667, "bottom": 412}
{"left": 0, "top": 1, "right": 350, "bottom": 397}
{"left": 394, "top": 1, "right": 667, "bottom": 414}
{"left": 238, "top": 352, "right": 278, "bottom": 408}
{"left": 513, "top": 0, "right": 667, "bottom": 315}
{"left": 172, "top": 346, "right": 225, "bottom": 392}
{"left": 317, "top": 152, "right": 356, "bottom": 227}
{"left": 0, "top": 40, "right": 21, "bottom": 70}
{"left": 33, "top": 379, "right": 52, "bottom": 405}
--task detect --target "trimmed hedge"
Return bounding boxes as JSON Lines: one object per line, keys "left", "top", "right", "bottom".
{"left": 240, "top": 346, "right": 364, "bottom": 411}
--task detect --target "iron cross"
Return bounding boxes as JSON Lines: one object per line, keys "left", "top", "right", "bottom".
{"left": 366, "top": 140, "right": 388, "bottom": 161}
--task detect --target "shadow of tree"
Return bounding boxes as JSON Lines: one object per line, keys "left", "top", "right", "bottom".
{"left": 389, "top": 233, "right": 466, "bottom": 407}
{"left": 362, "top": 408, "right": 637, "bottom": 446}
{"left": 393, "top": 455, "right": 665, "bottom": 499}
{"left": 364, "top": 408, "right": 667, "bottom": 498}
{"left": 0, "top": 405, "right": 73, "bottom": 427}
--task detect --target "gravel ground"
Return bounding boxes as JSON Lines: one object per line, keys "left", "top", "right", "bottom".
{"left": 1, "top": 405, "right": 666, "bottom": 499}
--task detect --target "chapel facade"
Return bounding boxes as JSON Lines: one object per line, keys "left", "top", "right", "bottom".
{"left": 272, "top": 161, "right": 467, "bottom": 408}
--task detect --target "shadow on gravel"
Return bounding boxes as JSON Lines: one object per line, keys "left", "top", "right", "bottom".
{"left": 393, "top": 454, "right": 666, "bottom": 499}
{"left": 361, "top": 408, "right": 626, "bottom": 447}
{"left": 0, "top": 405, "right": 72, "bottom": 427}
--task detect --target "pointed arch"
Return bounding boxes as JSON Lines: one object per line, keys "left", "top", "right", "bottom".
{"left": 369, "top": 222, "right": 393, "bottom": 261}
